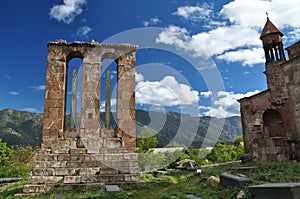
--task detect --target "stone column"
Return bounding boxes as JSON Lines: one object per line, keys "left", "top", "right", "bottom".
{"left": 80, "top": 53, "right": 101, "bottom": 153}
{"left": 116, "top": 51, "right": 136, "bottom": 150}
{"left": 43, "top": 45, "right": 67, "bottom": 138}
{"left": 105, "top": 70, "right": 111, "bottom": 129}
{"left": 70, "top": 67, "right": 78, "bottom": 128}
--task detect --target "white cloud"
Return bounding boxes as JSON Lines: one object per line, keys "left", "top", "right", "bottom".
{"left": 9, "top": 91, "right": 19, "bottom": 95}
{"left": 173, "top": 3, "right": 213, "bottom": 22}
{"left": 220, "top": 0, "right": 300, "bottom": 29}
{"left": 32, "top": 85, "right": 45, "bottom": 91}
{"left": 136, "top": 76, "right": 199, "bottom": 106}
{"left": 287, "top": 28, "right": 300, "bottom": 43}
{"left": 21, "top": 108, "right": 41, "bottom": 113}
{"left": 135, "top": 72, "right": 144, "bottom": 82}
{"left": 143, "top": 17, "right": 161, "bottom": 27}
{"left": 158, "top": 0, "right": 300, "bottom": 66}
{"left": 76, "top": 25, "right": 92, "bottom": 38}
{"left": 200, "top": 91, "right": 212, "bottom": 98}
{"left": 156, "top": 25, "right": 260, "bottom": 58}
{"left": 216, "top": 48, "right": 265, "bottom": 66}
{"left": 100, "top": 99, "right": 116, "bottom": 112}
{"left": 156, "top": 25, "right": 190, "bottom": 49}
{"left": 200, "top": 90, "right": 260, "bottom": 118}
{"left": 49, "top": 0, "right": 86, "bottom": 24}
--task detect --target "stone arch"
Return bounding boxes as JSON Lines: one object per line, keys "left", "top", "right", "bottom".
{"left": 263, "top": 109, "right": 284, "bottom": 137}
{"left": 101, "top": 52, "right": 118, "bottom": 61}
{"left": 66, "top": 50, "right": 85, "bottom": 63}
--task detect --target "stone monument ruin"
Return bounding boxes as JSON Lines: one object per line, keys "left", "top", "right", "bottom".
{"left": 23, "top": 40, "right": 141, "bottom": 193}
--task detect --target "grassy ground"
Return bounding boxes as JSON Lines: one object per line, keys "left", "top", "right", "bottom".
{"left": 1, "top": 161, "right": 300, "bottom": 199}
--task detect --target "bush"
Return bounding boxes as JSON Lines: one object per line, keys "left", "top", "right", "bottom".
{"left": 0, "top": 141, "right": 35, "bottom": 178}
{"left": 205, "top": 139, "right": 244, "bottom": 163}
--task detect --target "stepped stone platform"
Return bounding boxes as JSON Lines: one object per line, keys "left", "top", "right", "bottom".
{"left": 249, "top": 182, "right": 300, "bottom": 199}
{"left": 22, "top": 130, "right": 141, "bottom": 194}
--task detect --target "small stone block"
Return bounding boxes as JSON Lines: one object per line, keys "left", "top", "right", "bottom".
{"left": 220, "top": 172, "right": 252, "bottom": 188}
{"left": 106, "top": 185, "right": 120, "bottom": 193}
{"left": 249, "top": 183, "right": 300, "bottom": 199}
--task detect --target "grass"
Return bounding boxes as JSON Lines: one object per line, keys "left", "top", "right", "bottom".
{"left": 1, "top": 161, "right": 300, "bottom": 199}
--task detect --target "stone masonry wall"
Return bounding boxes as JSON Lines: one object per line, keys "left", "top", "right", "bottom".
{"left": 23, "top": 41, "right": 141, "bottom": 194}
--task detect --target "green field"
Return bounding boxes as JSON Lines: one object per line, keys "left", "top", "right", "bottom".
{"left": 1, "top": 161, "right": 300, "bottom": 199}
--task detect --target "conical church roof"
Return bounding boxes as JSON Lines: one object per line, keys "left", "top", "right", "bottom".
{"left": 260, "top": 17, "right": 283, "bottom": 39}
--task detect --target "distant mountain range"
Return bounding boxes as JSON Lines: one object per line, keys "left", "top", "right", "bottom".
{"left": 0, "top": 109, "right": 242, "bottom": 148}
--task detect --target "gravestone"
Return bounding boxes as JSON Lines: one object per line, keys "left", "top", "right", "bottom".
{"left": 249, "top": 183, "right": 300, "bottom": 199}
{"left": 220, "top": 172, "right": 252, "bottom": 188}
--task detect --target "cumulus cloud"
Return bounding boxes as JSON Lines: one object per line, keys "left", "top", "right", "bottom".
{"left": 173, "top": 3, "right": 213, "bottom": 22}
{"left": 9, "top": 91, "right": 19, "bottom": 95}
{"left": 136, "top": 76, "right": 199, "bottom": 106}
{"left": 220, "top": 0, "right": 300, "bottom": 29}
{"left": 158, "top": 0, "right": 300, "bottom": 66}
{"left": 49, "top": 0, "right": 86, "bottom": 24}
{"left": 216, "top": 48, "right": 265, "bottom": 66}
{"left": 76, "top": 25, "right": 92, "bottom": 38}
{"left": 200, "top": 90, "right": 260, "bottom": 118}
{"left": 156, "top": 25, "right": 260, "bottom": 59}
{"left": 143, "top": 17, "right": 161, "bottom": 27}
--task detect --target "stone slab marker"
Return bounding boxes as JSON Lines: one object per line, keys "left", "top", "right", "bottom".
{"left": 22, "top": 40, "right": 141, "bottom": 194}
{"left": 249, "top": 183, "right": 300, "bottom": 199}
{"left": 220, "top": 172, "right": 252, "bottom": 188}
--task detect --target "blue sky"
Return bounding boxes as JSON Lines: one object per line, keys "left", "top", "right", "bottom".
{"left": 0, "top": 0, "right": 299, "bottom": 118}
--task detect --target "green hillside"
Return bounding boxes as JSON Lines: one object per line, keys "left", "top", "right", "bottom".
{"left": 0, "top": 109, "right": 242, "bottom": 148}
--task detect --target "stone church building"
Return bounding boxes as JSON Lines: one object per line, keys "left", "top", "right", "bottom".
{"left": 239, "top": 17, "right": 300, "bottom": 161}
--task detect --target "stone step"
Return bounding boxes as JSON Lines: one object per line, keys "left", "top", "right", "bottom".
{"left": 23, "top": 184, "right": 54, "bottom": 193}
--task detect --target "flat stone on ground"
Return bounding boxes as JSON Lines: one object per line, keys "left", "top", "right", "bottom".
{"left": 220, "top": 172, "right": 252, "bottom": 188}
{"left": 105, "top": 185, "right": 120, "bottom": 193}
{"left": 185, "top": 194, "right": 202, "bottom": 199}
{"left": 249, "top": 182, "right": 300, "bottom": 199}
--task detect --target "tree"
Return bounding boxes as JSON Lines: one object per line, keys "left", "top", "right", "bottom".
{"left": 233, "top": 135, "right": 244, "bottom": 147}
{"left": 206, "top": 141, "right": 231, "bottom": 163}
{"left": 0, "top": 138, "right": 11, "bottom": 166}
{"left": 137, "top": 130, "right": 158, "bottom": 153}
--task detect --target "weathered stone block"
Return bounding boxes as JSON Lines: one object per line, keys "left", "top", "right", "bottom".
{"left": 81, "top": 175, "right": 98, "bottom": 183}
{"left": 106, "top": 185, "right": 120, "bottom": 193}
{"left": 32, "top": 168, "right": 55, "bottom": 176}
{"left": 55, "top": 168, "right": 76, "bottom": 176}
{"left": 57, "top": 154, "right": 71, "bottom": 161}
{"left": 79, "top": 168, "right": 99, "bottom": 175}
{"left": 220, "top": 172, "right": 252, "bottom": 188}
{"left": 64, "top": 176, "right": 82, "bottom": 184}
{"left": 249, "top": 183, "right": 300, "bottom": 199}
{"left": 23, "top": 184, "right": 54, "bottom": 193}
{"left": 69, "top": 148, "right": 87, "bottom": 154}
